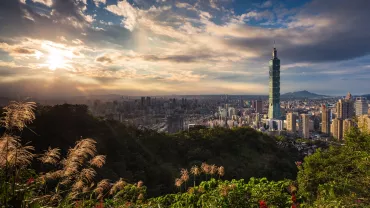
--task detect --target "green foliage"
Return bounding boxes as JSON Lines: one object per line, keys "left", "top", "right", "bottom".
{"left": 3, "top": 102, "right": 370, "bottom": 207}
{"left": 21, "top": 104, "right": 299, "bottom": 197}
{"left": 297, "top": 128, "right": 370, "bottom": 207}
{"left": 145, "top": 178, "right": 293, "bottom": 208}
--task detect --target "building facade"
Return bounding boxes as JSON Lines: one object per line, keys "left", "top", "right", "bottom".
{"left": 355, "top": 97, "right": 368, "bottom": 116}
{"left": 301, "top": 114, "right": 310, "bottom": 139}
{"left": 337, "top": 93, "right": 354, "bottom": 119}
{"left": 321, "top": 104, "right": 331, "bottom": 134}
{"left": 268, "top": 47, "right": 281, "bottom": 119}
{"left": 286, "top": 112, "right": 297, "bottom": 133}
{"left": 255, "top": 99, "right": 263, "bottom": 114}
{"left": 331, "top": 118, "right": 344, "bottom": 140}
{"left": 167, "top": 114, "right": 184, "bottom": 133}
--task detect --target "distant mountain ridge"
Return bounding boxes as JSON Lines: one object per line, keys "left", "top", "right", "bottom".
{"left": 281, "top": 90, "right": 328, "bottom": 98}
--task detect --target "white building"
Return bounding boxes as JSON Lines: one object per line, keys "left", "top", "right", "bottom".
{"left": 355, "top": 97, "right": 368, "bottom": 116}
{"left": 266, "top": 119, "right": 283, "bottom": 131}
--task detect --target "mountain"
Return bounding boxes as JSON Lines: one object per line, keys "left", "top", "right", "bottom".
{"left": 361, "top": 94, "right": 370, "bottom": 100}
{"left": 281, "top": 90, "right": 328, "bottom": 99}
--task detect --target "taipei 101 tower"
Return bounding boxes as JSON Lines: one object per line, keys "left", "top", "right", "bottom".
{"left": 268, "top": 46, "right": 281, "bottom": 119}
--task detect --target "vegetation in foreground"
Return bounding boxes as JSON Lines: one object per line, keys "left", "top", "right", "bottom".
{"left": 0, "top": 101, "right": 369, "bottom": 207}
{"left": 17, "top": 103, "right": 300, "bottom": 197}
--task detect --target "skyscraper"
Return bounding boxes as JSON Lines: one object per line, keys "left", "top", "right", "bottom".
{"left": 331, "top": 118, "right": 344, "bottom": 140}
{"left": 321, "top": 104, "right": 331, "bottom": 134}
{"left": 337, "top": 92, "right": 354, "bottom": 119}
{"left": 255, "top": 99, "right": 263, "bottom": 114}
{"left": 268, "top": 47, "right": 281, "bottom": 119}
{"left": 286, "top": 112, "right": 297, "bottom": 133}
{"left": 355, "top": 97, "right": 368, "bottom": 116}
{"left": 141, "top": 97, "right": 145, "bottom": 107}
{"left": 300, "top": 114, "right": 309, "bottom": 139}
{"left": 167, "top": 114, "right": 184, "bottom": 133}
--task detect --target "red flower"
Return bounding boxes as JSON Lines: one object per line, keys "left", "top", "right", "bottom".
{"left": 259, "top": 200, "right": 268, "bottom": 208}
{"left": 291, "top": 194, "right": 296, "bottom": 203}
{"left": 292, "top": 204, "right": 296, "bottom": 208}
{"left": 95, "top": 199, "right": 104, "bottom": 208}
{"left": 295, "top": 161, "right": 302, "bottom": 167}
{"left": 26, "top": 177, "right": 34, "bottom": 185}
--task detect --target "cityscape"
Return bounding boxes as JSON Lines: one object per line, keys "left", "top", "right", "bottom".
{"left": 1, "top": 0, "right": 370, "bottom": 207}
{"left": 79, "top": 47, "right": 369, "bottom": 146}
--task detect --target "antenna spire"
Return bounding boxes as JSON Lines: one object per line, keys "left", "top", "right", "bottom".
{"left": 272, "top": 41, "right": 277, "bottom": 58}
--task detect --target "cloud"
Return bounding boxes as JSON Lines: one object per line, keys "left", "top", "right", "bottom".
{"left": 95, "top": 55, "right": 113, "bottom": 64}
{"left": 93, "top": 0, "right": 106, "bottom": 7}
{"left": 31, "top": 0, "right": 53, "bottom": 7}
{"left": 261, "top": 1, "right": 272, "bottom": 8}
{"left": 245, "top": 10, "right": 273, "bottom": 21}
{"left": 51, "top": 0, "right": 87, "bottom": 22}
{"left": 1, "top": 0, "right": 370, "bottom": 96}
{"left": 106, "top": 0, "right": 138, "bottom": 31}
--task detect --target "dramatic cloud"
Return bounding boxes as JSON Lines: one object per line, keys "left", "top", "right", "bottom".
{"left": 106, "top": 0, "right": 138, "bottom": 31}
{"left": 95, "top": 55, "right": 113, "bottom": 64}
{"left": 31, "top": 0, "right": 53, "bottom": 7}
{"left": 0, "top": 0, "right": 369, "bottom": 97}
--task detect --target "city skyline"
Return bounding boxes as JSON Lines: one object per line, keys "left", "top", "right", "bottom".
{"left": 0, "top": 0, "right": 370, "bottom": 98}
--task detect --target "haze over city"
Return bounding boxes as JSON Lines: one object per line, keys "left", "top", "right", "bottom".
{"left": 1, "top": 0, "right": 369, "bottom": 98}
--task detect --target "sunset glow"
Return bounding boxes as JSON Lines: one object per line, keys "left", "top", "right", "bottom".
{"left": 47, "top": 50, "right": 65, "bottom": 70}
{"left": 0, "top": 0, "right": 369, "bottom": 97}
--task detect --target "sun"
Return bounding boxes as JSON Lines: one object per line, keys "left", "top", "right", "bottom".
{"left": 47, "top": 50, "right": 65, "bottom": 70}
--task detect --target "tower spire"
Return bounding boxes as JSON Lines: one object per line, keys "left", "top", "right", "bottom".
{"left": 272, "top": 42, "right": 277, "bottom": 58}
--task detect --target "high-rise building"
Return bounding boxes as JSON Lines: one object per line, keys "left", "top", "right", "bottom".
{"left": 330, "top": 119, "right": 337, "bottom": 139}
{"left": 267, "top": 119, "right": 283, "bottom": 131}
{"left": 331, "top": 118, "right": 344, "bottom": 140}
{"left": 251, "top": 101, "right": 256, "bottom": 109}
{"left": 268, "top": 47, "right": 281, "bottom": 119}
{"left": 337, "top": 94, "right": 354, "bottom": 119}
{"left": 343, "top": 119, "right": 354, "bottom": 138}
{"left": 167, "top": 114, "right": 184, "bottom": 133}
{"left": 141, "top": 97, "right": 145, "bottom": 107}
{"left": 300, "top": 114, "right": 309, "bottom": 139}
{"left": 146, "top": 97, "right": 151, "bottom": 106}
{"left": 321, "top": 104, "right": 331, "bottom": 134}
{"left": 228, "top": 107, "right": 236, "bottom": 117}
{"left": 286, "top": 112, "right": 297, "bottom": 133}
{"left": 355, "top": 97, "right": 368, "bottom": 116}
{"left": 256, "top": 99, "right": 263, "bottom": 114}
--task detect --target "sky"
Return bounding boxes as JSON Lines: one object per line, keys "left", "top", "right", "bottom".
{"left": 0, "top": 0, "right": 369, "bottom": 98}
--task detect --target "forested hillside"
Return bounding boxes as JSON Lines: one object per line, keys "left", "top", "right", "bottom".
{"left": 20, "top": 104, "right": 299, "bottom": 197}
{"left": 1, "top": 102, "right": 369, "bottom": 207}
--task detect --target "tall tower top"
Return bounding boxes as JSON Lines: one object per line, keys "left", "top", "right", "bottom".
{"left": 272, "top": 47, "right": 277, "bottom": 59}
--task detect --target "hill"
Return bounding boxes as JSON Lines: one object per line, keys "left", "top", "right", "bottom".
{"left": 17, "top": 104, "right": 300, "bottom": 197}
{"left": 1, "top": 102, "right": 370, "bottom": 207}
{"left": 361, "top": 94, "right": 370, "bottom": 100}
{"left": 281, "top": 90, "right": 328, "bottom": 99}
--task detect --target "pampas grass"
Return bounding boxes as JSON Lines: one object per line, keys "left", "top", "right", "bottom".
{"left": 0, "top": 101, "right": 146, "bottom": 207}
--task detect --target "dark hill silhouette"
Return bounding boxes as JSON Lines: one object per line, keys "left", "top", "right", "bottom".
{"left": 18, "top": 104, "right": 299, "bottom": 197}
